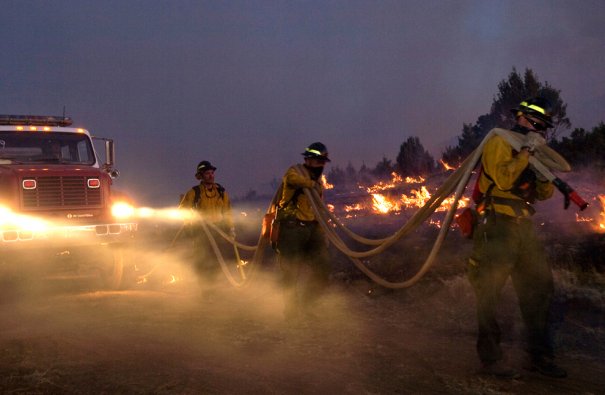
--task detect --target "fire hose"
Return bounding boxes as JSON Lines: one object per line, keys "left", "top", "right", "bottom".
{"left": 292, "top": 128, "right": 581, "bottom": 289}
{"left": 151, "top": 128, "right": 580, "bottom": 289}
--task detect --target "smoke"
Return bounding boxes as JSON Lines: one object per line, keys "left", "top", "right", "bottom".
{"left": 2, "top": 169, "right": 604, "bottom": 392}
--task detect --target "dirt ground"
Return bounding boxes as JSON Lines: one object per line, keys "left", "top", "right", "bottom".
{"left": 1, "top": 238, "right": 604, "bottom": 395}
{"left": 2, "top": 203, "right": 605, "bottom": 395}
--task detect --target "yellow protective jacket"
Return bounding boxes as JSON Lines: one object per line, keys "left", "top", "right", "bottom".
{"left": 479, "top": 134, "right": 554, "bottom": 217}
{"left": 179, "top": 183, "right": 234, "bottom": 229}
{"left": 278, "top": 165, "right": 322, "bottom": 222}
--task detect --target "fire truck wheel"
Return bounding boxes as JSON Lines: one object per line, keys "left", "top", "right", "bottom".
{"left": 101, "top": 246, "right": 125, "bottom": 290}
{"left": 100, "top": 244, "right": 137, "bottom": 290}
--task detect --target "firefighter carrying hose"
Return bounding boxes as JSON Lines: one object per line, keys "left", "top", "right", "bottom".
{"left": 179, "top": 160, "right": 235, "bottom": 298}
{"left": 274, "top": 142, "right": 332, "bottom": 323}
{"left": 467, "top": 97, "right": 567, "bottom": 379}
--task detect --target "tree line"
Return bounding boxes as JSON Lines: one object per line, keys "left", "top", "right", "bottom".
{"left": 327, "top": 68, "right": 605, "bottom": 188}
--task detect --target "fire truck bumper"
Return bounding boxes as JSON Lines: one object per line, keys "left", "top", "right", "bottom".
{"left": 0, "top": 222, "right": 137, "bottom": 250}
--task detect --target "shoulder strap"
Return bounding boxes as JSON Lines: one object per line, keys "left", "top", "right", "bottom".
{"left": 192, "top": 185, "right": 201, "bottom": 208}
{"left": 216, "top": 183, "right": 225, "bottom": 200}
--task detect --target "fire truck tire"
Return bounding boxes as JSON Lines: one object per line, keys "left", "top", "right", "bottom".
{"left": 100, "top": 244, "right": 137, "bottom": 290}
{"left": 102, "top": 246, "right": 125, "bottom": 290}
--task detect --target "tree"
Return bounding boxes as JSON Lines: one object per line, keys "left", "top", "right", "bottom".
{"left": 442, "top": 67, "right": 571, "bottom": 164}
{"left": 326, "top": 165, "right": 345, "bottom": 188}
{"left": 551, "top": 123, "right": 605, "bottom": 168}
{"left": 372, "top": 156, "right": 394, "bottom": 179}
{"left": 345, "top": 161, "right": 358, "bottom": 186}
{"left": 396, "top": 136, "right": 435, "bottom": 176}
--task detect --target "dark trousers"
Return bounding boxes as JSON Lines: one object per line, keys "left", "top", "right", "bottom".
{"left": 467, "top": 213, "right": 554, "bottom": 364}
{"left": 276, "top": 220, "right": 331, "bottom": 316}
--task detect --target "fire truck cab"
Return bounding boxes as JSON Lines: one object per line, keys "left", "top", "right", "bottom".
{"left": 0, "top": 115, "right": 137, "bottom": 289}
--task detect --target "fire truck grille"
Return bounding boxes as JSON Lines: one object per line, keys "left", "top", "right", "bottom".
{"left": 22, "top": 176, "right": 102, "bottom": 208}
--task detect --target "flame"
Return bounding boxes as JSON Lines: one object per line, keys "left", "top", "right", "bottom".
{"left": 367, "top": 184, "right": 470, "bottom": 215}
{"left": 365, "top": 172, "right": 424, "bottom": 193}
{"left": 404, "top": 176, "right": 425, "bottom": 184}
{"left": 400, "top": 186, "right": 432, "bottom": 209}
{"left": 371, "top": 193, "right": 401, "bottom": 214}
{"left": 575, "top": 213, "right": 593, "bottom": 223}
{"left": 344, "top": 203, "right": 363, "bottom": 212}
{"left": 573, "top": 194, "right": 605, "bottom": 233}
{"left": 439, "top": 159, "right": 456, "bottom": 171}
{"left": 598, "top": 194, "right": 605, "bottom": 232}
{"left": 321, "top": 175, "right": 334, "bottom": 190}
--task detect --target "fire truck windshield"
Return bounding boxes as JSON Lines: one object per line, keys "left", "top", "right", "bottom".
{"left": 0, "top": 131, "right": 95, "bottom": 165}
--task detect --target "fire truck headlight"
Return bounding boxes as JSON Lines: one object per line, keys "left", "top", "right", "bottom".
{"left": 111, "top": 202, "right": 135, "bottom": 219}
{"left": 0, "top": 205, "right": 12, "bottom": 225}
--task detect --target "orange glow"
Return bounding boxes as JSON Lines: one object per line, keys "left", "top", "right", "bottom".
{"left": 366, "top": 172, "right": 424, "bottom": 194}
{"left": 344, "top": 203, "right": 363, "bottom": 213}
{"left": 371, "top": 193, "right": 401, "bottom": 214}
{"left": 400, "top": 186, "right": 431, "bottom": 209}
{"left": 321, "top": 174, "right": 334, "bottom": 189}
{"left": 598, "top": 195, "right": 605, "bottom": 232}
{"left": 404, "top": 176, "right": 425, "bottom": 184}
{"left": 439, "top": 159, "right": 456, "bottom": 171}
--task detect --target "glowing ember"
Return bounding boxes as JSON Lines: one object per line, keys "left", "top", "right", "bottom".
{"left": 344, "top": 203, "right": 363, "bottom": 212}
{"left": 575, "top": 213, "right": 593, "bottom": 223}
{"left": 326, "top": 203, "right": 335, "bottom": 212}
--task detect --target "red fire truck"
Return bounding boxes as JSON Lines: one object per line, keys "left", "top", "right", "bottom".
{"left": 0, "top": 115, "right": 137, "bottom": 289}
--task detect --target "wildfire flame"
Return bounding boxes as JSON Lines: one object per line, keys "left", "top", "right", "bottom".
{"left": 321, "top": 174, "right": 334, "bottom": 190}
{"left": 365, "top": 172, "right": 424, "bottom": 193}
{"left": 598, "top": 195, "right": 605, "bottom": 232}
{"left": 371, "top": 193, "right": 401, "bottom": 214}
{"left": 572, "top": 194, "right": 605, "bottom": 233}
{"left": 439, "top": 159, "right": 457, "bottom": 171}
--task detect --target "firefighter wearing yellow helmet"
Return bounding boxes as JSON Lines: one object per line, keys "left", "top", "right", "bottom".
{"left": 274, "top": 142, "right": 332, "bottom": 323}
{"left": 467, "top": 97, "right": 567, "bottom": 379}
{"left": 179, "top": 160, "right": 234, "bottom": 297}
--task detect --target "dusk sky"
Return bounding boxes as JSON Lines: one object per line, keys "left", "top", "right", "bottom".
{"left": 2, "top": 1, "right": 604, "bottom": 205}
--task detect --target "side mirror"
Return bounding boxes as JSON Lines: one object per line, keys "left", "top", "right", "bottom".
{"left": 105, "top": 139, "right": 115, "bottom": 168}
{"left": 93, "top": 136, "right": 120, "bottom": 179}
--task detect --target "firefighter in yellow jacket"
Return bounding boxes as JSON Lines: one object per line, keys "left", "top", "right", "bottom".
{"left": 468, "top": 97, "right": 566, "bottom": 379}
{"left": 179, "top": 160, "right": 234, "bottom": 288}
{"left": 275, "top": 142, "right": 331, "bottom": 322}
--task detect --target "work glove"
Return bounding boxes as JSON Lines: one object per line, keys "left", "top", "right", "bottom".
{"left": 521, "top": 131, "right": 546, "bottom": 154}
